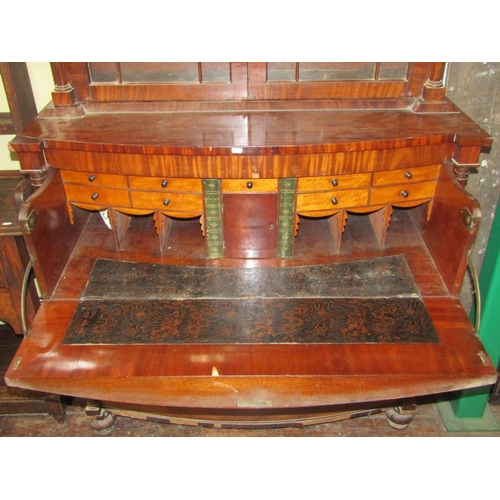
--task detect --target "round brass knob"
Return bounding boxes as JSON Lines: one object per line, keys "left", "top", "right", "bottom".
{"left": 161, "top": 180, "right": 168, "bottom": 188}
{"left": 405, "top": 172, "right": 413, "bottom": 179}
{"left": 331, "top": 178, "right": 338, "bottom": 187}
{"left": 247, "top": 181, "right": 253, "bottom": 189}
{"left": 88, "top": 175, "right": 96, "bottom": 182}
{"left": 400, "top": 190, "right": 409, "bottom": 198}
{"left": 91, "top": 193, "right": 99, "bottom": 200}
{"left": 331, "top": 197, "right": 338, "bottom": 205}
{"left": 163, "top": 198, "right": 170, "bottom": 206}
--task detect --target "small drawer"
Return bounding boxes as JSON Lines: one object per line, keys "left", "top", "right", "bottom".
{"left": 61, "top": 170, "right": 128, "bottom": 188}
{"left": 128, "top": 176, "right": 203, "bottom": 192}
{"left": 297, "top": 188, "right": 369, "bottom": 212}
{"left": 64, "top": 185, "right": 131, "bottom": 207}
{"left": 297, "top": 173, "right": 371, "bottom": 192}
{"left": 221, "top": 179, "right": 278, "bottom": 193}
{"left": 131, "top": 191, "right": 204, "bottom": 212}
{"left": 370, "top": 181, "right": 437, "bottom": 205}
{"left": 372, "top": 165, "right": 441, "bottom": 186}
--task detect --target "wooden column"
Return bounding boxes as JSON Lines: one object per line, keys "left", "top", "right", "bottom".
{"left": 422, "top": 62, "right": 447, "bottom": 101}
{"left": 50, "top": 62, "right": 76, "bottom": 107}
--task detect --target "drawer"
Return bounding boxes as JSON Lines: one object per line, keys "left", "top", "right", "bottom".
{"left": 129, "top": 176, "right": 203, "bottom": 192}
{"left": 297, "top": 173, "right": 371, "bottom": 192}
{"left": 61, "top": 170, "right": 128, "bottom": 188}
{"left": 370, "top": 181, "right": 437, "bottom": 205}
{"left": 222, "top": 179, "right": 278, "bottom": 193}
{"left": 131, "top": 191, "right": 204, "bottom": 212}
{"left": 64, "top": 185, "right": 131, "bottom": 207}
{"left": 297, "top": 189, "right": 369, "bottom": 212}
{"left": 372, "top": 165, "right": 441, "bottom": 186}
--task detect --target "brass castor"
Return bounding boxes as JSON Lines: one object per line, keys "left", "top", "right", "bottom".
{"left": 85, "top": 400, "right": 116, "bottom": 431}
{"left": 385, "top": 404, "right": 417, "bottom": 430}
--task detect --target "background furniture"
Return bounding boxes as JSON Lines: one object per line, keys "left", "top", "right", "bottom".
{"left": 0, "top": 63, "right": 65, "bottom": 421}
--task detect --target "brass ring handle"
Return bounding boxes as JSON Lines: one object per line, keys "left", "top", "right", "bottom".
{"left": 21, "top": 257, "right": 34, "bottom": 338}
{"left": 467, "top": 253, "right": 481, "bottom": 336}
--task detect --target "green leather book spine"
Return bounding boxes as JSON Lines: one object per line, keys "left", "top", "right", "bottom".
{"left": 203, "top": 179, "right": 224, "bottom": 258}
{"left": 277, "top": 178, "right": 297, "bottom": 258}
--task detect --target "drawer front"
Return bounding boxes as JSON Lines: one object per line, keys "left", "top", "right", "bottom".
{"left": 372, "top": 165, "right": 441, "bottom": 186}
{"left": 129, "top": 176, "right": 203, "bottom": 192}
{"left": 131, "top": 191, "right": 204, "bottom": 212}
{"left": 221, "top": 179, "right": 278, "bottom": 193}
{"left": 370, "top": 181, "right": 437, "bottom": 205}
{"left": 297, "top": 189, "right": 369, "bottom": 212}
{"left": 64, "top": 185, "right": 131, "bottom": 207}
{"left": 61, "top": 170, "right": 128, "bottom": 188}
{"left": 297, "top": 173, "right": 371, "bottom": 192}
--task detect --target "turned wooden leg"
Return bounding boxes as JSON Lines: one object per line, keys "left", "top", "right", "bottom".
{"left": 385, "top": 403, "right": 417, "bottom": 430}
{"left": 85, "top": 400, "right": 116, "bottom": 430}
{"left": 44, "top": 393, "right": 66, "bottom": 423}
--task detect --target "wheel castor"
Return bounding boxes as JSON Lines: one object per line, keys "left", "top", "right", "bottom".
{"left": 385, "top": 404, "right": 417, "bottom": 430}
{"left": 85, "top": 400, "right": 116, "bottom": 431}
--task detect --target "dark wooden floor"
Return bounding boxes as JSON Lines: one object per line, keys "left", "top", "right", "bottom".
{"left": 2, "top": 323, "right": 499, "bottom": 437}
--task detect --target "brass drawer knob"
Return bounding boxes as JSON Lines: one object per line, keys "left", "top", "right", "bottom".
{"left": 163, "top": 198, "right": 170, "bottom": 206}
{"left": 161, "top": 180, "right": 168, "bottom": 188}
{"left": 405, "top": 172, "right": 413, "bottom": 179}
{"left": 246, "top": 181, "right": 253, "bottom": 189}
{"left": 400, "top": 190, "right": 409, "bottom": 198}
{"left": 88, "top": 175, "right": 96, "bottom": 182}
{"left": 331, "top": 197, "right": 338, "bottom": 205}
{"left": 91, "top": 193, "right": 99, "bottom": 200}
{"left": 331, "top": 178, "right": 338, "bottom": 187}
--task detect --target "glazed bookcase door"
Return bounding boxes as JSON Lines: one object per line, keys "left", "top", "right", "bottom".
{"left": 56, "top": 62, "right": 249, "bottom": 103}
{"left": 247, "top": 62, "right": 440, "bottom": 100}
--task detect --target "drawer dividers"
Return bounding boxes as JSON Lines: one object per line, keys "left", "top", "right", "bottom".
{"left": 153, "top": 211, "right": 172, "bottom": 254}
{"left": 369, "top": 205, "right": 393, "bottom": 248}
{"left": 328, "top": 210, "right": 348, "bottom": 253}
{"left": 108, "top": 208, "right": 131, "bottom": 251}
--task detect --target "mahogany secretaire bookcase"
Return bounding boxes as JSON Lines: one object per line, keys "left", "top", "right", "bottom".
{"left": 4, "top": 62, "right": 498, "bottom": 429}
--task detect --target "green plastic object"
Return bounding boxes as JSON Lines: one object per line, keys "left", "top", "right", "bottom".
{"left": 447, "top": 197, "right": 500, "bottom": 421}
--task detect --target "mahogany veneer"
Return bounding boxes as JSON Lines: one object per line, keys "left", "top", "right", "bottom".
{"left": 4, "top": 62, "right": 497, "bottom": 425}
